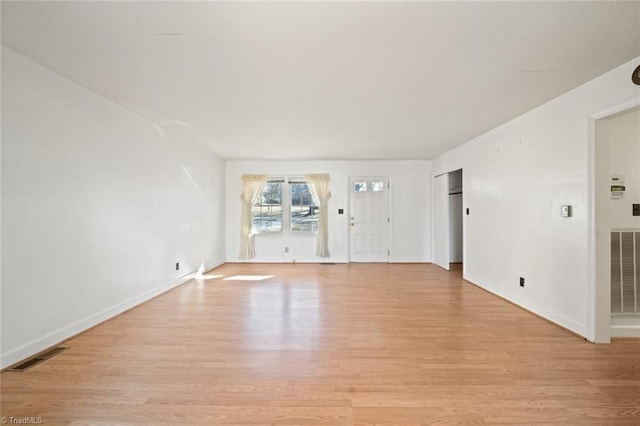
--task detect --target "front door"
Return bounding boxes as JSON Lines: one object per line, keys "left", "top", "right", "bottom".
{"left": 349, "top": 176, "right": 389, "bottom": 262}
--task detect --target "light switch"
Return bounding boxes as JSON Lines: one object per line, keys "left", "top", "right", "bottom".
{"left": 561, "top": 205, "right": 572, "bottom": 218}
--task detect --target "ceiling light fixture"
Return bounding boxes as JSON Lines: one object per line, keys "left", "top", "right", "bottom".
{"left": 633, "top": 64, "right": 640, "bottom": 85}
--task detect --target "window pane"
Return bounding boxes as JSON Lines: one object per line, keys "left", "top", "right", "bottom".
{"left": 354, "top": 182, "right": 367, "bottom": 192}
{"left": 261, "top": 182, "right": 282, "bottom": 205}
{"left": 252, "top": 182, "right": 282, "bottom": 233}
{"left": 371, "top": 181, "right": 385, "bottom": 192}
{"left": 290, "top": 183, "right": 318, "bottom": 232}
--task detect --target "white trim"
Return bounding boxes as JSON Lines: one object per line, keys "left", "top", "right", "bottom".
{"left": 389, "top": 258, "right": 431, "bottom": 263}
{"left": 611, "top": 325, "right": 640, "bottom": 338}
{"left": 0, "top": 259, "right": 225, "bottom": 369}
{"left": 587, "top": 114, "right": 597, "bottom": 342}
{"left": 233, "top": 259, "right": 349, "bottom": 264}
{"left": 587, "top": 95, "right": 640, "bottom": 343}
{"left": 433, "top": 161, "right": 465, "bottom": 179}
{"left": 431, "top": 164, "right": 465, "bottom": 273}
{"left": 388, "top": 175, "right": 393, "bottom": 263}
{"left": 590, "top": 97, "right": 640, "bottom": 120}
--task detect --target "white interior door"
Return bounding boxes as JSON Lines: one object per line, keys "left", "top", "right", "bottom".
{"left": 350, "top": 176, "right": 389, "bottom": 262}
{"left": 434, "top": 173, "right": 450, "bottom": 270}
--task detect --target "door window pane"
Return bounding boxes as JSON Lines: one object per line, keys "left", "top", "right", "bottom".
{"left": 354, "top": 182, "right": 367, "bottom": 192}
{"left": 371, "top": 181, "right": 385, "bottom": 192}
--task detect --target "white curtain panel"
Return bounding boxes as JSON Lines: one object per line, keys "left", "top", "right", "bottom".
{"left": 305, "top": 173, "right": 331, "bottom": 258}
{"left": 239, "top": 174, "right": 268, "bottom": 260}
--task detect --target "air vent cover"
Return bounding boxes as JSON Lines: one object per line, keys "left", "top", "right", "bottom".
{"left": 5, "top": 347, "right": 69, "bottom": 372}
{"left": 611, "top": 230, "right": 639, "bottom": 314}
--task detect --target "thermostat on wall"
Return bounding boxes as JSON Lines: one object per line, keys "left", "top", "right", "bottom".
{"left": 611, "top": 175, "right": 625, "bottom": 199}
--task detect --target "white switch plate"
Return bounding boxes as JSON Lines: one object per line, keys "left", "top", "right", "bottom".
{"left": 561, "top": 205, "right": 572, "bottom": 218}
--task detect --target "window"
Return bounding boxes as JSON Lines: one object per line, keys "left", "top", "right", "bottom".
{"left": 251, "top": 178, "right": 319, "bottom": 234}
{"left": 290, "top": 182, "right": 318, "bottom": 232}
{"left": 252, "top": 181, "right": 282, "bottom": 233}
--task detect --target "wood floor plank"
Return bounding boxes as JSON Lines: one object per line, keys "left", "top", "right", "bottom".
{"left": 2, "top": 263, "right": 639, "bottom": 424}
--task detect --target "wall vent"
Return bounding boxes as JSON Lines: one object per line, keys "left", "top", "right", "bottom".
{"left": 611, "top": 230, "right": 640, "bottom": 315}
{"left": 4, "top": 346, "right": 69, "bottom": 372}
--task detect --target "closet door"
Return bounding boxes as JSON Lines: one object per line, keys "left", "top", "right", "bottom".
{"left": 433, "top": 173, "right": 450, "bottom": 270}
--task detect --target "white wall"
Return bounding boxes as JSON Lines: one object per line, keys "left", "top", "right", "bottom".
{"left": 1, "top": 48, "right": 226, "bottom": 368}
{"left": 433, "top": 56, "right": 640, "bottom": 338}
{"left": 226, "top": 160, "right": 431, "bottom": 263}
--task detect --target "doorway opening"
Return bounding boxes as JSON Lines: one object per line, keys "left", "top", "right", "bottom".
{"left": 434, "top": 168, "right": 464, "bottom": 271}
{"left": 593, "top": 105, "right": 640, "bottom": 342}
{"left": 449, "top": 169, "right": 463, "bottom": 269}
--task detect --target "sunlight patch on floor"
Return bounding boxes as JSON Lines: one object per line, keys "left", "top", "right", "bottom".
{"left": 224, "top": 275, "right": 274, "bottom": 281}
{"left": 195, "top": 274, "right": 224, "bottom": 280}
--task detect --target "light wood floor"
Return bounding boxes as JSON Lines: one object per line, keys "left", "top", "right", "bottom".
{"left": 2, "top": 263, "right": 640, "bottom": 425}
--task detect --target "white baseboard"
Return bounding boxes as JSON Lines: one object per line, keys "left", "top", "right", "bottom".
{"left": 203, "top": 259, "right": 226, "bottom": 273}
{"left": 610, "top": 315, "right": 640, "bottom": 338}
{"left": 228, "top": 258, "right": 430, "bottom": 264}
{"left": 228, "top": 259, "right": 349, "bottom": 263}
{"left": 389, "top": 254, "right": 430, "bottom": 263}
{"left": 611, "top": 325, "right": 640, "bottom": 338}
{"left": 1, "top": 259, "right": 225, "bottom": 370}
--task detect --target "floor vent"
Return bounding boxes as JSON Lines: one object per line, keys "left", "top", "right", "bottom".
{"left": 5, "top": 346, "right": 69, "bottom": 372}
{"left": 611, "top": 230, "right": 640, "bottom": 315}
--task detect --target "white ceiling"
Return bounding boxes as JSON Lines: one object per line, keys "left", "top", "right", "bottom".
{"left": 2, "top": 1, "right": 640, "bottom": 160}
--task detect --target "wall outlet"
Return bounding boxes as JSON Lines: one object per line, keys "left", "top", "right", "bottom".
{"left": 175, "top": 262, "right": 180, "bottom": 271}
{"left": 519, "top": 277, "right": 525, "bottom": 287}
{"left": 284, "top": 246, "right": 289, "bottom": 253}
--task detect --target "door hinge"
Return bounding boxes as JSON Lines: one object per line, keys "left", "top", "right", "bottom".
{"left": 388, "top": 249, "right": 390, "bottom": 256}
{"left": 387, "top": 217, "right": 390, "bottom": 223}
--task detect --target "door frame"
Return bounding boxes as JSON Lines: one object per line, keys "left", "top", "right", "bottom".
{"left": 587, "top": 96, "right": 640, "bottom": 343}
{"left": 431, "top": 163, "right": 465, "bottom": 272}
{"left": 348, "top": 175, "right": 391, "bottom": 263}
{"left": 433, "top": 172, "right": 450, "bottom": 270}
